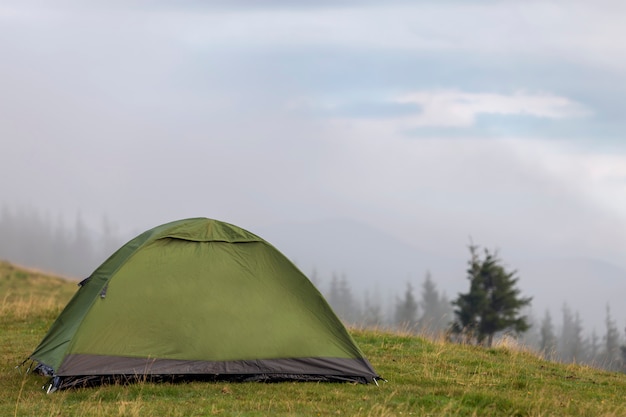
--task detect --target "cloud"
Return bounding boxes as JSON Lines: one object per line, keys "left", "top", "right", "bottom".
{"left": 397, "top": 91, "right": 590, "bottom": 133}
{"left": 396, "top": 90, "right": 590, "bottom": 128}
{"left": 317, "top": 90, "right": 591, "bottom": 138}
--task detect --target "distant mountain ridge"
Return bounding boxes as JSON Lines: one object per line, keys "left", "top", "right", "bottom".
{"left": 258, "top": 218, "right": 437, "bottom": 286}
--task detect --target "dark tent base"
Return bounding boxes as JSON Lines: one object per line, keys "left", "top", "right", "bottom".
{"left": 42, "top": 372, "right": 373, "bottom": 392}
{"left": 35, "top": 353, "right": 379, "bottom": 391}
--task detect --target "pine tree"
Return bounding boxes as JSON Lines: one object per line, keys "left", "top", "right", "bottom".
{"left": 439, "top": 292, "right": 454, "bottom": 333}
{"left": 52, "top": 213, "right": 72, "bottom": 274}
{"left": 327, "top": 273, "right": 341, "bottom": 311}
{"left": 559, "top": 304, "right": 585, "bottom": 363}
{"left": 338, "top": 274, "right": 359, "bottom": 323}
{"left": 394, "top": 282, "right": 418, "bottom": 332}
{"left": 451, "top": 244, "right": 532, "bottom": 347}
{"left": 539, "top": 310, "right": 558, "bottom": 361}
{"left": 72, "top": 212, "right": 94, "bottom": 276}
{"left": 589, "top": 329, "right": 600, "bottom": 366}
{"left": 0, "top": 206, "right": 16, "bottom": 262}
{"left": 419, "top": 271, "right": 452, "bottom": 334}
{"left": 326, "top": 273, "right": 358, "bottom": 324}
{"left": 362, "top": 290, "right": 383, "bottom": 328}
{"left": 308, "top": 267, "right": 321, "bottom": 289}
{"left": 519, "top": 309, "right": 541, "bottom": 350}
{"left": 600, "top": 305, "right": 621, "bottom": 370}
{"left": 621, "top": 326, "right": 626, "bottom": 373}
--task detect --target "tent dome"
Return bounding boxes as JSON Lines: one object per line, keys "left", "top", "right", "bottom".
{"left": 29, "top": 218, "right": 379, "bottom": 390}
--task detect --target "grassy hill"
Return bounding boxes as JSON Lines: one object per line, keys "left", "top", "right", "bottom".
{"left": 1, "top": 260, "right": 625, "bottom": 417}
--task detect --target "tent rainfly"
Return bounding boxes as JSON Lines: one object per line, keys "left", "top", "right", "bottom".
{"left": 26, "top": 217, "right": 380, "bottom": 391}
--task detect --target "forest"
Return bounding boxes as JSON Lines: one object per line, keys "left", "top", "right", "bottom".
{"left": 1, "top": 205, "right": 625, "bottom": 373}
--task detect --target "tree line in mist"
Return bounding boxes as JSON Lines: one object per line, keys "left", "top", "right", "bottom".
{"left": 314, "top": 264, "right": 626, "bottom": 374}
{"left": 0, "top": 206, "right": 122, "bottom": 278}
{"left": 1, "top": 204, "right": 625, "bottom": 373}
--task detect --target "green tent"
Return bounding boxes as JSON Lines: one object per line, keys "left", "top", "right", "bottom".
{"left": 29, "top": 218, "right": 379, "bottom": 391}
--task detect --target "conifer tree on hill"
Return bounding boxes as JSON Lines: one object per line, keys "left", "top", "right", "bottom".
{"left": 559, "top": 304, "right": 586, "bottom": 363}
{"left": 540, "top": 310, "right": 558, "bottom": 361}
{"left": 362, "top": 290, "right": 383, "bottom": 328}
{"left": 621, "top": 326, "right": 626, "bottom": 372}
{"left": 419, "top": 271, "right": 453, "bottom": 334}
{"left": 601, "top": 305, "right": 622, "bottom": 371}
{"left": 394, "top": 282, "right": 418, "bottom": 332}
{"left": 452, "top": 244, "right": 532, "bottom": 347}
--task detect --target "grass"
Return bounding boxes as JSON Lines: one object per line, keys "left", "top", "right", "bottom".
{"left": 2, "top": 260, "right": 626, "bottom": 416}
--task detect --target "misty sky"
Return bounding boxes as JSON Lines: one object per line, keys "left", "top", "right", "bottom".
{"left": 2, "top": 0, "right": 626, "bottom": 270}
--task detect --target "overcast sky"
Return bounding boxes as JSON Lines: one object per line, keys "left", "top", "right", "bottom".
{"left": 2, "top": 0, "right": 626, "bottom": 270}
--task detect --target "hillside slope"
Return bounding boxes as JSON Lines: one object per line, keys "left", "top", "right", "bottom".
{"left": 0, "top": 260, "right": 78, "bottom": 301}
{"left": 2, "top": 261, "right": 625, "bottom": 417}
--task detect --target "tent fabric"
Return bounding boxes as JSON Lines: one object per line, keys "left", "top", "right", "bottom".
{"left": 28, "top": 218, "right": 379, "bottom": 390}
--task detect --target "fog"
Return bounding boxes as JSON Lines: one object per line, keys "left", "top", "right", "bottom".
{"left": 2, "top": 1, "right": 626, "bottom": 341}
